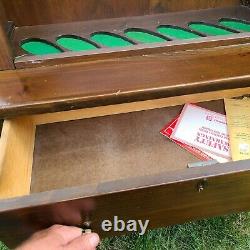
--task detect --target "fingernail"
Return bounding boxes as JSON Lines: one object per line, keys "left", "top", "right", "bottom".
{"left": 89, "top": 234, "right": 100, "bottom": 247}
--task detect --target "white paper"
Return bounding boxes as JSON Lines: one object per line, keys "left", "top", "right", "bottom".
{"left": 171, "top": 104, "right": 231, "bottom": 160}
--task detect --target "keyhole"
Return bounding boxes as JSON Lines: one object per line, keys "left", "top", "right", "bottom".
{"left": 198, "top": 184, "right": 204, "bottom": 192}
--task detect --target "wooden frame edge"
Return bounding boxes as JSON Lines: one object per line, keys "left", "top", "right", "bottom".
{"left": 33, "top": 87, "right": 250, "bottom": 125}
{"left": 0, "top": 117, "right": 35, "bottom": 198}
{"left": 0, "top": 23, "right": 15, "bottom": 70}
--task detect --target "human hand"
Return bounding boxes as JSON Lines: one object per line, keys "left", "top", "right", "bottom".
{"left": 16, "top": 225, "right": 100, "bottom": 250}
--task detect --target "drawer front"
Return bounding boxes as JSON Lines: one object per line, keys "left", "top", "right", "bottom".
{"left": 0, "top": 160, "right": 250, "bottom": 248}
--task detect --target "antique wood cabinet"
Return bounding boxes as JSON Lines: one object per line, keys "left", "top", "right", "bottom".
{"left": 0, "top": 0, "right": 250, "bottom": 248}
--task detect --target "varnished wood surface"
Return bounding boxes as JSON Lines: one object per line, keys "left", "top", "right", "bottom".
{"left": 0, "top": 2, "right": 14, "bottom": 70}
{"left": 0, "top": 160, "right": 250, "bottom": 247}
{"left": 0, "top": 45, "right": 249, "bottom": 118}
{"left": 1, "top": 0, "right": 240, "bottom": 26}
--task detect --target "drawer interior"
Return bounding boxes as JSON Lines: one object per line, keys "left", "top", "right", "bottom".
{"left": 0, "top": 92, "right": 249, "bottom": 200}
{"left": 31, "top": 100, "right": 225, "bottom": 193}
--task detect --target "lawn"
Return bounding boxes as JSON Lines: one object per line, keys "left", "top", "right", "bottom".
{"left": 99, "top": 213, "right": 250, "bottom": 250}
{"left": 2, "top": 212, "right": 250, "bottom": 249}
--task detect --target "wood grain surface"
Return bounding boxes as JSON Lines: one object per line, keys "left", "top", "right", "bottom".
{"left": 1, "top": 0, "right": 240, "bottom": 26}
{"left": 0, "top": 117, "right": 35, "bottom": 199}
{"left": 0, "top": 45, "right": 249, "bottom": 118}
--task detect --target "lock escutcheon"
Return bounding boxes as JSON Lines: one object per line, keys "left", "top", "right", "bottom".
{"left": 197, "top": 179, "right": 208, "bottom": 192}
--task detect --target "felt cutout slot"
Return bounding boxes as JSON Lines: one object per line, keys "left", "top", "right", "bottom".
{"left": 157, "top": 25, "right": 202, "bottom": 39}
{"left": 56, "top": 35, "right": 99, "bottom": 51}
{"left": 189, "top": 22, "right": 236, "bottom": 36}
{"left": 124, "top": 28, "right": 169, "bottom": 43}
{"left": 91, "top": 32, "right": 134, "bottom": 47}
{"left": 219, "top": 18, "right": 250, "bottom": 32}
{"left": 21, "top": 38, "right": 63, "bottom": 55}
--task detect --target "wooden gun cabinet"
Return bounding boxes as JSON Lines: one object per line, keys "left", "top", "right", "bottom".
{"left": 0, "top": 0, "right": 250, "bottom": 248}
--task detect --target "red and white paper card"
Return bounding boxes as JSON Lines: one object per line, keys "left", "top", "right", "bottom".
{"left": 160, "top": 116, "right": 211, "bottom": 160}
{"left": 171, "top": 104, "right": 231, "bottom": 160}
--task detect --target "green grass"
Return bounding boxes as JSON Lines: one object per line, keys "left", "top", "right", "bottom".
{"left": 99, "top": 213, "right": 250, "bottom": 250}
{"left": 0, "top": 242, "right": 8, "bottom": 250}
{"left": 2, "top": 213, "right": 250, "bottom": 249}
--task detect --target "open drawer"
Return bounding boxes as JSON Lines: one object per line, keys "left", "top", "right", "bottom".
{"left": 1, "top": 89, "right": 250, "bottom": 247}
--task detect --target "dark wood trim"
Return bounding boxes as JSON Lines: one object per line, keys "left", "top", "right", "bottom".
{"left": 0, "top": 159, "right": 250, "bottom": 247}
{"left": 0, "top": 21, "right": 14, "bottom": 70}
{"left": 0, "top": 44, "right": 249, "bottom": 118}
{"left": 1, "top": 0, "right": 241, "bottom": 26}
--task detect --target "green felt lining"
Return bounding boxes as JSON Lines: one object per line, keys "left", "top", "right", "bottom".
{"left": 56, "top": 37, "right": 98, "bottom": 51}
{"left": 189, "top": 23, "right": 234, "bottom": 36}
{"left": 157, "top": 26, "right": 201, "bottom": 39}
{"left": 21, "top": 18, "right": 249, "bottom": 56}
{"left": 125, "top": 30, "right": 167, "bottom": 43}
{"left": 21, "top": 40, "right": 62, "bottom": 55}
{"left": 219, "top": 19, "right": 250, "bottom": 32}
{"left": 91, "top": 33, "right": 133, "bottom": 47}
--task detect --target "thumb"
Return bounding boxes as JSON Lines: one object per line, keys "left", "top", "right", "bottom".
{"left": 65, "top": 233, "right": 100, "bottom": 250}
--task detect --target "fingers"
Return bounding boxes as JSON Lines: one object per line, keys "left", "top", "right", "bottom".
{"left": 16, "top": 226, "right": 99, "bottom": 250}
{"left": 65, "top": 233, "right": 100, "bottom": 250}
{"left": 47, "top": 225, "right": 82, "bottom": 245}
